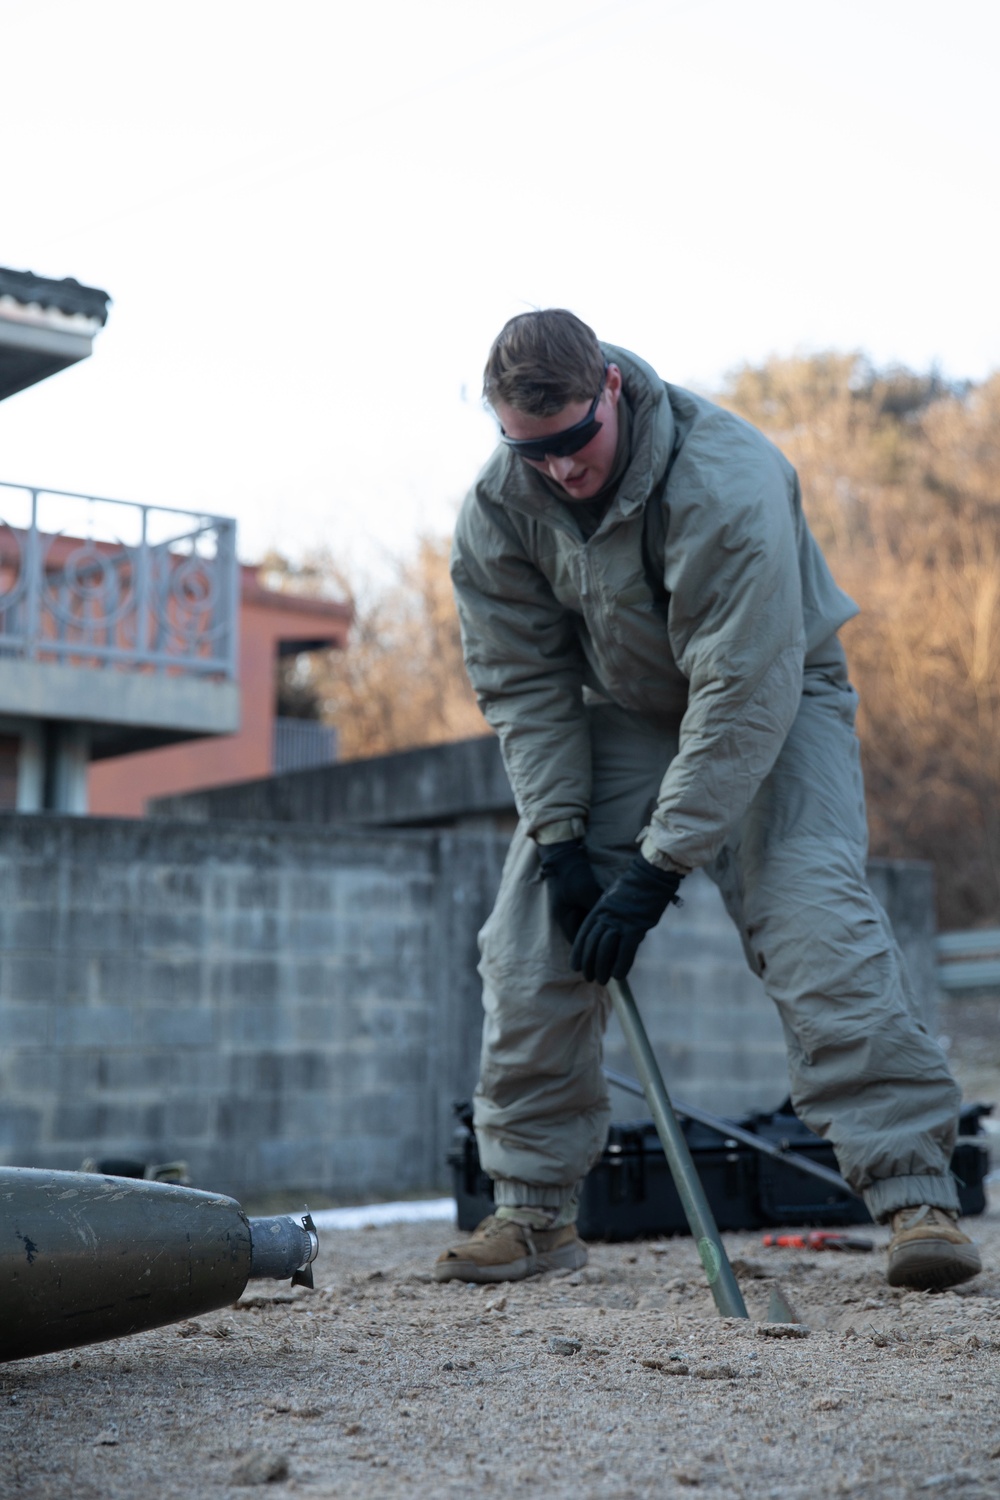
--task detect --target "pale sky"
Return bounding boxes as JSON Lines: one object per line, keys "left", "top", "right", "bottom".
{"left": 1, "top": 0, "right": 997, "bottom": 575}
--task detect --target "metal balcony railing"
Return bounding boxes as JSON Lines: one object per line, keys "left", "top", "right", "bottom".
{"left": 273, "top": 717, "right": 337, "bottom": 774}
{"left": 0, "top": 481, "right": 238, "bottom": 680}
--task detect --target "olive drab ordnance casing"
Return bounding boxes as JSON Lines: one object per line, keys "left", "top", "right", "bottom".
{"left": 1, "top": 1167, "right": 318, "bottom": 1364}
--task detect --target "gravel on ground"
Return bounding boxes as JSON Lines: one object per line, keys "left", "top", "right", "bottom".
{"left": 3, "top": 1200, "right": 1000, "bottom": 1500}
{"left": 3, "top": 993, "right": 996, "bottom": 1499}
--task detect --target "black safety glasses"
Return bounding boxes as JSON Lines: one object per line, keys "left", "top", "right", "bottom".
{"left": 500, "top": 365, "right": 608, "bottom": 462}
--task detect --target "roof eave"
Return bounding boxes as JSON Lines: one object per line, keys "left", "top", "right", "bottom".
{"left": 0, "top": 317, "right": 98, "bottom": 402}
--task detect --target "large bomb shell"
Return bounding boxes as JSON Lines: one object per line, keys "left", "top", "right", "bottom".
{"left": 1, "top": 1167, "right": 253, "bottom": 1363}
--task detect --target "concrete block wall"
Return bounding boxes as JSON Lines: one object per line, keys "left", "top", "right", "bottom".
{"left": 0, "top": 813, "right": 941, "bottom": 1202}
{"left": 0, "top": 816, "right": 505, "bottom": 1202}
{"left": 152, "top": 734, "right": 515, "bottom": 832}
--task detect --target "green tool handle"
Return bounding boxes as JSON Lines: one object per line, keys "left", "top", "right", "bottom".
{"left": 608, "top": 977, "right": 748, "bottom": 1320}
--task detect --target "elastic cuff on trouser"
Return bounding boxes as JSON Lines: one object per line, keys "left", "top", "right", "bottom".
{"left": 492, "top": 1179, "right": 580, "bottom": 1219}
{"left": 863, "top": 1173, "right": 961, "bottom": 1224}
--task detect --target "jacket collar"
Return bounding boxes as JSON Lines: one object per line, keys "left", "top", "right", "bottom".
{"left": 492, "top": 343, "right": 676, "bottom": 533}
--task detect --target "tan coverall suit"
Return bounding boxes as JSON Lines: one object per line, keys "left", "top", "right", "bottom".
{"left": 450, "top": 344, "right": 961, "bottom": 1225}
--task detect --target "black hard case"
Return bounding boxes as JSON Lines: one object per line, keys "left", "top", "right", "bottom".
{"left": 448, "top": 1101, "right": 990, "bottom": 1240}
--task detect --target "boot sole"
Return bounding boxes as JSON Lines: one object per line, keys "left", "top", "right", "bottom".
{"left": 432, "top": 1240, "right": 587, "bottom": 1285}
{"left": 886, "top": 1237, "right": 982, "bottom": 1291}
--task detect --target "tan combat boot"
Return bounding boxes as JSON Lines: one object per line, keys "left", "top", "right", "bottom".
{"left": 433, "top": 1211, "right": 587, "bottom": 1284}
{"left": 886, "top": 1205, "right": 982, "bottom": 1290}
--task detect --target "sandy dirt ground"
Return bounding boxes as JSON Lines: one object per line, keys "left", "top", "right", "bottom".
{"left": 2, "top": 1202, "right": 1000, "bottom": 1500}
{"left": 3, "top": 995, "right": 997, "bottom": 1500}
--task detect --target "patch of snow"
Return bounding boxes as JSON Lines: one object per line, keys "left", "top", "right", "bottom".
{"left": 310, "top": 1197, "right": 456, "bottom": 1231}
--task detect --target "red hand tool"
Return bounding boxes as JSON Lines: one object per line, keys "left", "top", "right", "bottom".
{"left": 761, "top": 1231, "right": 874, "bottom": 1252}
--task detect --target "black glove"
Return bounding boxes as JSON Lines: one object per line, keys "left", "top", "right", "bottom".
{"left": 537, "top": 839, "right": 604, "bottom": 943}
{"left": 570, "top": 853, "right": 683, "bottom": 984}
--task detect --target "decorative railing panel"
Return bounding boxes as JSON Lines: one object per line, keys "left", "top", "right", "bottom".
{"left": 272, "top": 717, "right": 337, "bottom": 774}
{"left": 0, "top": 481, "right": 238, "bottom": 680}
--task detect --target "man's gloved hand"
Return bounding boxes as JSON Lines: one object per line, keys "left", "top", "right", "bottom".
{"left": 570, "top": 853, "right": 683, "bottom": 984}
{"left": 537, "top": 839, "right": 604, "bottom": 943}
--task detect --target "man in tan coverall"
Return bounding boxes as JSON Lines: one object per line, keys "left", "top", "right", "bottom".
{"left": 437, "top": 309, "right": 980, "bottom": 1292}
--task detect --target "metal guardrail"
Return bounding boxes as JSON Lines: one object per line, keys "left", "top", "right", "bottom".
{"left": 0, "top": 480, "right": 238, "bottom": 680}
{"left": 936, "top": 928, "right": 1000, "bottom": 992}
{"left": 272, "top": 718, "right": 337, "bottom": 774}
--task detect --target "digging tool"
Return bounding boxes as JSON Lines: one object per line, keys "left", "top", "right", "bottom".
{"left": 607, "top": 977, "right": 748, "bottom": 1319}
{"left": 602, "top": 1066, "right": 859, "bottom": 1199}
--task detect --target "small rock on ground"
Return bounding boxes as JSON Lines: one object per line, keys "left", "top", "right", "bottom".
{"left": 231, "top": 1450, "right": 290, "bottom": 1486}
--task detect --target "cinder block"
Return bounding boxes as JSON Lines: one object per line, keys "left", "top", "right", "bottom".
{"left": 290, "top": 961, "right": 332, "bottom": 1002}
{"left": 283, "top": 1052, "right": 333, "bottom": 1090}
{"left": 733, "top": 1053, "right": 789, "bottom": 1093}
{"left": 7, "top": 908, "right": 57, "bottom": 948}
{"left": 0, "top": 1050, "right": 60, "bottom": 1096}
{"left": 61, "top": 908, "right": 137, "bottom": 952}
{"left": 207, "top": 871, "right": 234, "bottom": 913}
{"left": 276, "top": 1093, "right": 336, "bottom": 1138}
{"left": 285, "top": 914, "right": 336, "bottom": 955}
{"left": 188, "top": 1144, "right": 244, "bottom": 1199}
{"left": 253, "top": 1139, "right": 330, "bottom": 1188}
{"left": 139, "top": 909, "right": 205, "bottom": 951}
{"left": 11, "top": 863, "right": 56, "bottom": 904}
{"left": 50, "top": 1102, "right": 104, "bottom": 1141}
{"left": 229, "top": 1052, "right": 281, "bottom": 1092}
{"left": 323, "top": 1048, "right": 380, "bottom": 1093}
{"left": 53, "top": 1100, "right": 167, "bottom": 1143}
{"left": 67, "top": 864, "right": 134, "bottom": 907}
{"left": 394, "top": 1132, "right": 435, "bottom": 1185}
{"left": 94, "top": 953, "right": 142, "bottom": 1004}
{"left": 168, "top": 1049, "right": 230, "bottom": 1093}
{"left": 138, "top": 866, "right": 205, "bottom": 909}
{"left": 348, "top": 1135, "right": 430, "bottom": 1196}
{"left": 53, "top": 1006, "right": 134, "bottom": 1048}
{"left": 395, "top": 1045, "right": 431, "bottom": 1086}
{"left": 366, "top": 1004, "right": 426, "bottom": 1044}
{"left": 163, "top": 1098, "right": 213, "bottom": 1142}
{"left": 216, "top": 1095, "right": 283, "bottom": 1141}
{"left": 293, "top": 1003, "right": 342, "bottom": 1045}
{"left": 0, "top": 1103, "right": 45, "bottom": 1152}
{"left": 138, "top": 1008, "right": 215, "bottom": 1048}
{"left": 0, "top": 1003, "right": 54, "bottom": 1046}
{"left": 233, "top": 872, "right": 282, "bottom": 910}
{"left": 227, "top": 912, "right": 282, "bottom": 953}
{"left": 57, "top": 1052, "right": 103, "bottom": 1094}
{"left": 228, "top": 1051, "right": 333, "bottom": 1093}
{"left": 321, "top": 959, "right": 399, "bottom": 1004}
{"left": 228, "top": 960, "right": 282, "bottom": 1004}
{"left": 347, "top": 1090, "right": 424, "bottom": 1138}
{"left": 205, "top": 962, "right": 230, "bottom": 1003}
{"left": 220, "top": 1005, "right": 295, "bottom": 1047}
{"left": 287, "top": 875, "right": 335, "bottom": 914}
{"left": 98, "top": 1051, "right": 173, "bottom": 1092}
{"left": 332, "top": 872, "right": 407, "bottom": 916}
{"left": 136, "top": 958, "right": 204, "bottom": 1005}
{"left": 4, "top": 953, "right": 62, "bottom": 1004}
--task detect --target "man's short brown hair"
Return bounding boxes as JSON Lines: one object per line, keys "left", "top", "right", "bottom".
{"left": 482, "top": 309, "right": 605, "bottom": 417}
